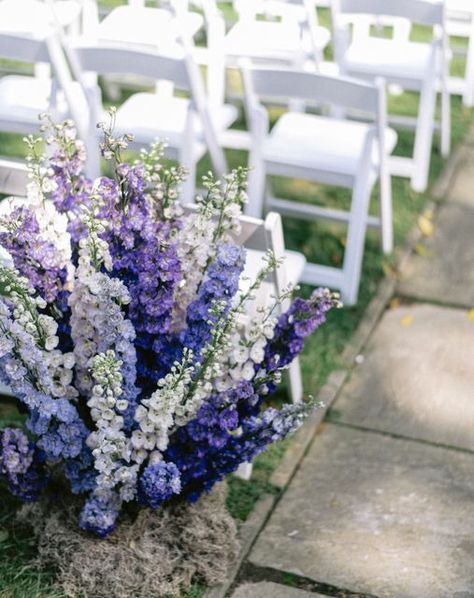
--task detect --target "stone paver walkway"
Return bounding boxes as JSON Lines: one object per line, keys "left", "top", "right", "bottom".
{"left": 232, "top": 582, "right": 328, "bottom": 598}
{"left": 233, "top": 146, "right": 474, "bottom": 597}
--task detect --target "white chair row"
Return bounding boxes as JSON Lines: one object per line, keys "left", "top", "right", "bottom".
{"left": 331, "top": 0, "right": 450, "bottom": 194}
{"left": 0, "top": 0, "right": 465, "bottom": 308}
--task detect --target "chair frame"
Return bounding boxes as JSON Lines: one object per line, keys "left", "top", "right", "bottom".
{"left": 67, "top": 38, "right": 228, "bottom": 200}
{"left": 241, "top": 63, "right": 393, "bottom": 305}
{"left": 331, "top": 0, "right": 451, "bottom": 193}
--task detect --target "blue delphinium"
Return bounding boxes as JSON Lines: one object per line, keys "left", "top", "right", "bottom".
{"left": 182, "top": 243, "right": 245, "bottom": 359}
{"left": 138, "top": 461, "right": 182, "bottom": 509}
{"left": 79, "top": 491, "right": 121, "bottom": 538}
{"left": 0, "top": 428, "right": 48, "bottom": 501}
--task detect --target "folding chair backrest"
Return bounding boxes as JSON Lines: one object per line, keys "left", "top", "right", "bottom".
{"left": 182, "top": 204, "right": 289, "bottom": 296}
{"left": 234, "top": 0, "right": 305, "bottom": 23}
{"left": 242, "top": 65, "right": 381, "bottom": 115}
{"left": 69, "top": 39, "right": 227, "bottom": 176}
{"left": 0, "top": 31, "right": 51, "bottom": 63}
{"left": 70, "top": 41, "right": 191, "bottom": 89}
{"left": 0, "top": 160, "right": 29, "bottom": 198}
{"left": 333, "top": 0, "right": 444, "bottom": 27}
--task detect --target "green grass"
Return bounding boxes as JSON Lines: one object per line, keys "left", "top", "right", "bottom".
{"left": 1, "top": 10, "right": 474, "bottom": 596}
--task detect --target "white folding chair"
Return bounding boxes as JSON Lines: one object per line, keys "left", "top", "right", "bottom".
{"left": 0, "top": 24, "right": 89, "bottom": 165}
{"left": 446, "top": 0, "right": 474, "bottom": 108}
{"left": 231, "top": 210, "right": 306, "bottom": 479}
{"left": 80, "top": 1, "right": 228, "bottom": 128}
{"left": 67, "top": 38, "right": 235, "bottom": 199}
{"left": 242, "top": 65, "right": 396, "bottom": 305}
{"left": 224, "top": 0, "right": 330, "bottom": 68}
{"left": 331, "top": 0, "right": 450, "bottom": 194}
{"left": 85, "top": 0, "right": 205, "bottom": 49}
{"left": 0, "top": 159, "right": 28, "bottom": 199}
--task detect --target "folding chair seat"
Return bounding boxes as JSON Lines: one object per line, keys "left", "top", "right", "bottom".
{"left": 332, "top": 0, "right": 450, "bottom": 194}
{"left": 262, "top": 112, "right": 397, "bottom": 182}
{"left": 0, "top": 75, "right": 61, "bottom": 132}
{"left": 111, "top": 93, "right": 237, "bottom": 151}
{"left": 91, "top": 4, "right": 204, "bottom": 48}
{"left": 0, "top": 25, "right": 88, "bottom": 159}
{"left": 224, "top": 0, "right": 330, "bottom": 67}
{"left": 344, "top": 37, "right": 435, "bottom": 81}
{"left": 242, "top": 65, "right": 395, "bottom": 305}
{"left": 0, "top": 0, "right": 82, "bottom": 34}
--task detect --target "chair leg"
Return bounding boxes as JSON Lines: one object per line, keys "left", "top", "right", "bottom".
{"left": 245, "top": 156, "right": 266, "bottom": 218}
{"left": 441, "top": 85, "right": 451, "bottom": 158}
{"left": 463, "top": 28, "right": 474, "bottom": 108}
{"left": 235, "top": 462, "right": 253, "bottom": 481}
{"left": 411, "top": 76, "right": 437, "bottom": 193}
{"left": 379, "top": 168, "right": 394, "bottom": 255}
{"left": 180, "top": 158, "right": 197, "bottom": 204}
{"left": 288, "top": 357, "right": 303, "bottom": 404}
{"left": 341, "top": 172, "right": 372, "bottom": 306}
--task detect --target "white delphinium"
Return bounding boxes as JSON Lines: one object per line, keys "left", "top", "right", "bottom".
{"left": 87, "top": 350, "right": 138, "bottom": 501}
{"left": 21, "top": 134, "right": 74, "bottom": 285}
{"left": 133, "top": 349, "right": 195, "bottom": 462}
{"left": 139, "top": 140, "right": 186, "bottom": 221}
{"left": 170, "top": 168, "right": 249, "bottom": 332}
{"left": 212, "top": 252, "right": 291, "bottom": 393}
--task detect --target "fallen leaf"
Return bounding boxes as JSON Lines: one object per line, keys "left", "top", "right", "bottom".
{"left": 382, "top": 262, "right": 397, "bottom": 278}
{"left": 468, "top": 309, "right": 474, "bottom": 321}
{"left": 415, "top": 243, "right": 433, "bottom": 258}
{"left": 400, "top": 315, "right": 414, "bottom": 327}
{"left": 418, "top": 215, "right": 434, "bottom": 237}
{"left": 389, "top": 298, "right": 401, "bottom": 310}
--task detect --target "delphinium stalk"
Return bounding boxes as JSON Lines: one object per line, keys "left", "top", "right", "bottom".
{"left": 80, "top": 350, "right": 140, "bottom": 536}
{"left": 68, "top": 202, "right": 139, "bottom": 426}
{"left": 37, "top": 115, "right": 93, "bottom": 243}
{"left": 0, "top": 427, "right": 48, "bottom": 501}
{"left": 0, "top": 266, "right": 92, "bottom": 492}
{"left": 170, "top": 168, "right": 248, "bottom": 333}
{"left": 96, "top": 110, "right": 183, "bottom": 393}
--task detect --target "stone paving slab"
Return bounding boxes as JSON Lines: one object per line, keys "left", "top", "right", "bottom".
{"left": 329, "top": 303, "right": 474, "bottom": 450}
{"left": 397, "top": 203, "right": 474, "bottom": 307}
{"left": 448, "top": 147, "right": 474, "bottom": 209}
{"left": 250, "top": 424, "right": 474, "bottom": 598}
{"left": 232, "top": 582, "right": 327, "bottom": 598}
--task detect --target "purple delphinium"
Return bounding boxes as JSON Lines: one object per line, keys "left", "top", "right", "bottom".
{"left": 182, "top": 243, "right": 245, "bottom": 359}
{"left": 166, "top": 290, "right": 340, "bottom": 501}
{"left": 47, "top": 132, "right": 93, "bottom": 243}
{"left": 261, "top": 288, "right": 340, "bottom": 394}
{"left": 138, "top": 461, "right": 182, "bottom": 509}
{"left": 97, "top": 168, "right": 183, "bottom": 393}
{"left": 0, "top": 207, "right": 68, "bottom": 304}
{"left": 0, "top": 428, "right": 48, "bottom": 501}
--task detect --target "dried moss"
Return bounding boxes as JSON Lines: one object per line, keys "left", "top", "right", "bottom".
{"left": 19, "top": 484, "right": 238, "bottom": 598}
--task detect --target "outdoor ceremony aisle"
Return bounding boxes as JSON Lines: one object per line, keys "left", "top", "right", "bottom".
{"left": 234, "top": 139, "right": 474, "bottom": 597}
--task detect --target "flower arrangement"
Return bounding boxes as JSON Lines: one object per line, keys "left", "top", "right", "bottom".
{"left": 0, "top": 113, "right": 340, "bottom": 538}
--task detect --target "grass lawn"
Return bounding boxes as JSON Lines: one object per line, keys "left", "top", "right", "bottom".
{"left": 0, "top": 5, "right": 473, "bottom": 597}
